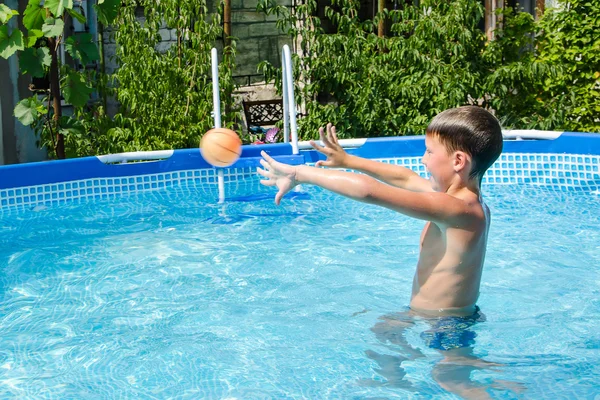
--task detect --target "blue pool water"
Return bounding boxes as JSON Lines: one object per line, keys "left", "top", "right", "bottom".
{"left": 0, "top": 180, "right": 599, "bottom": 399}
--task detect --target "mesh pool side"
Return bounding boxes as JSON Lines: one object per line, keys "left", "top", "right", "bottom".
{"left": 1, "top": 153, "right": 598, "bottom": 212}
{"left": 380, "top": 153, "right": 600, "bottom": 190}
{"left": 483, "top": 153, "right": 600, "bottom": 190}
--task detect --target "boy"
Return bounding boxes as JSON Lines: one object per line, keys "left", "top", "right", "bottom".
{"left": 257, "top": 106, "right": 503, "bottom": 317}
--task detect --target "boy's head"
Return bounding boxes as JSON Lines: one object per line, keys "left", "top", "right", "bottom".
{"left": 426, "top": 106, "right": 503, "bottom": 182}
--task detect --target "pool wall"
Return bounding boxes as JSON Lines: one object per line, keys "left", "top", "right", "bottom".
{"left": 0, "top": 132, "right": 598, "bottom": 210}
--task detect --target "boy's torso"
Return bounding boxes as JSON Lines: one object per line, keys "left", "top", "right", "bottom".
{"left": 410, "top": 200, "right": 489, "bottom": 316}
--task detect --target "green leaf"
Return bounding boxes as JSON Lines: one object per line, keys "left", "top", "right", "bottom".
{"left": 65, "top": 33, "right": 99, "bottom": 64}
{"left": 45, "top": 0, "right": 73, "bottom": 17}
{"left": 42, "top": 18, "right": 65, "bottom": 38}
{"left": 14, "top": 97, "right": 45, "bottom": 126}
{"left": 26, "top": 29, "right": 44, "bottom": 48}
{"left": 0, "top": 26, "right": 24, "bottom": 59}
{"left": 23, "top": 0, "right": 45, "bottom": 31}
{"left": 67, "top": 8, "right": 86, "bottom": 24}
{"left": 19, "top": 47, "right": 51, "bottom": 77}
{"left": 93, "top": 0, "right": 119, "bottom": 25}
{"left": 58, "top": 116, "right": 84, "bottom": 137}
{"left": 62, "top": 72, "right": 93, "bottom": 107}
{"left": 0, "top": 4, "right": 19, "bottom": 24}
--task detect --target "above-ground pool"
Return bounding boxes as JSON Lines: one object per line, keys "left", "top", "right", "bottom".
{"left": 0, "top": 133, "right": 599, "bottom": 399}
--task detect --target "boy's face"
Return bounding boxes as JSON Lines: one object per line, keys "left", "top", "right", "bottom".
{"left": 421, "top": 134, "right": 454, "bottom": 192}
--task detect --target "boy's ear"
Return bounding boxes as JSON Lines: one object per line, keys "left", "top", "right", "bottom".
{"left": 453, "top": 151, "right": 471, "bottom": 173}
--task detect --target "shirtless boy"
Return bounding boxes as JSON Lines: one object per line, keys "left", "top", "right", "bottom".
{"left": 257, "top": 106, "right": 504, "bottom": 318}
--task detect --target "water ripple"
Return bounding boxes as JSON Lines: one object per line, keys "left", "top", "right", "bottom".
{"left": 0, "top": 184, "right": 598, "bottom": 398}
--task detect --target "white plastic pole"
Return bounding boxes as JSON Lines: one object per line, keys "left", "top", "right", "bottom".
{"left": 282, "top": 45, "right": 299, "bottom": 154}
{"left": 211, "top": 48, "right": 222, "bottom": 129}
{"left": 97, "top": 150, "right": 174, "bottom": 164}
{"left": 297, "top": 138, "right": 367, "bottom": 150}
{"left": 501, "top": 130, "right": 562, "bottom": 140}
{"left": 211, "top": 48, "right": 225, "bottom": 203}
{"left": 282, "top": 48, "right": 290, "bottom": 147}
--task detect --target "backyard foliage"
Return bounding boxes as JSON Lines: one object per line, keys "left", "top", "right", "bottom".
{"left": 259, "top": 0, "right": 490, "bottom": 138}
{"left": 482, "top": 7, "right": 562, "bottom": 129}
{"left": 0, "top": 0, "right": 120, "bottom": 158}
{"left": 3, "top": 0, "right": 598, "bottom": 161}
{"left": 2, "top": 0, "right": 238, "bottom": 159}
{"left": 534, "top": 0, "right": 600, "bottom": 132}
{"left": 484, "top": 1, "right": 600, "bottom": 131}
{"left": 81, "top": 0, "right": 238, "bottom": 155}
{"left": 259, "top": 0, "right": 599, "bottom": 138}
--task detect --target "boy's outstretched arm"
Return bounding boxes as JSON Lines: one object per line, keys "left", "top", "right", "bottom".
{"left": 258, "top": 151, "right": 475, "bottom": 226}
{"left": 310, "top": 124, "right": 433, "bottom": 193}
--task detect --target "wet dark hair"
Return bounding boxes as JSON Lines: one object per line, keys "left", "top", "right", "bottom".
{"left": 426, "top": 106, "right": 503, "bottom": 182}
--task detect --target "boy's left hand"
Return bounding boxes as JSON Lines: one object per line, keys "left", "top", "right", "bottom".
{"left": 257, "top": 150, "right": 298, "bottom": 205}
{"left": 310, "top": 123, "right": 348, "bottom": 168}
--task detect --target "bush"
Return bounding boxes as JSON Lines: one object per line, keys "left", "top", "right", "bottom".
{"left": 481, "top": 7, "right": 563, "bottom": 129}
{"left": 535, "top": 0, "right": 600, "bottom": 132}
{"left": 93, "top": 0, "right": 239, "bottom": 153}
{"left": 260, "top": 0, "right": 490, "bottom": 139}
{"left": 259, "top": 0, "right": 599, "bottom": 136}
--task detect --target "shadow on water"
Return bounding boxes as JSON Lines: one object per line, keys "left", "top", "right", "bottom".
{"left": 206, "top": 192, "right": 310, "bottom": 225}
{"left": 205, "top": 211, "right": 306, "bottom": 225}
{"left": 361, "top": 309, "right": 526, "bottom": 399}
{"left": 226, "top": 191, "right": 311, "bottom": 203}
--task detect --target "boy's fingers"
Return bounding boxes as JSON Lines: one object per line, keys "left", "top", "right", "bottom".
{"left": 326, "top": 124, "right": 334, "bottom": 144}
{"left": 259, "top": 159, "right": 271, "bottom": 171}
{"left": 274, "top": 191, "right": 283, "bottom": 205}
{"left": 318, "top": 127, "right": 328, "bottom": 146}
{"left": 259, "top": 179, "right": 276, "bottom": 187}
{"left": 256, "top": 167, "right": 270, "bottom": 178}
{"left": 331, "top": 126, "right": 340, "bottom": 145}
{"left": 315, "top": 160, "right": 331, "bottom": 168}
{"left": 321, "top": 125, "right": 334, "bottom": 148}
{"left": 261, "top": 150, "right": 275, "bottom": 165}
{"left": 309, "top": 140, "right": 326, "bottom": 153}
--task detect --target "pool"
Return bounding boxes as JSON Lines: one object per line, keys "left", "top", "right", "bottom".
{"left": 0, "top": 133, "right": 599, "bottom": 398}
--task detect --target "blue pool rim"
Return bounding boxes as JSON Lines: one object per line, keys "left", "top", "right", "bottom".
{"left": 0, "top": 132, "right": 598, "bottom": 191}
{"left": 0, "top": 131, "right": 598, "bottom": 211}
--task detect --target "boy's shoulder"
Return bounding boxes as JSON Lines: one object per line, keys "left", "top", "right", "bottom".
{"left": 435, "top": 189, "right": 486, "bottom": 227}
{"left": 449, "top": 188, "right": 482, "bottom": 205}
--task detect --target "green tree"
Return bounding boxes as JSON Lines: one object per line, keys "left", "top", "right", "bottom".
{"left": 535, "top": 0, "right": 600, "bottom": 132}
{"left": 0, "top": 0, "right": 120, "bottom": 159}
{"left": 480, "top": 1, "right": 599, "bottom": 132}
{"left": 481, "top": 7, "right": 562, "bottom": 129}
{"left": 88, "top": 0, "right": 239, "bottom": 154}
{"left": 259, "top": 0, "right": 598, "bottom": 135}
{"left": 259, "top": 0, "right": 489, "bottom": 138}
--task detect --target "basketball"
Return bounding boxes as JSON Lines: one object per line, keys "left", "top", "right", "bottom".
{"left": 200, "top": 128, "right": 242, "bottom": 167}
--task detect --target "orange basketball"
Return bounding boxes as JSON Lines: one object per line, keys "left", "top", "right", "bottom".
{"left": 200, "top": 128, "right": 242, "bottom": 167}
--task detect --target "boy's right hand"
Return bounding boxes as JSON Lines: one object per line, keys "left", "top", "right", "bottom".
{"left": 258, "top": 151, "right": 298, "bottom": 205}
{"left": 310, "top": 123, "right": 349, "bottom": 168}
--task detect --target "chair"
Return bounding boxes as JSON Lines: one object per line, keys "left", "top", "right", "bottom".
{"left": 242, "top": 99, "right": 284, "bottom": 129}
